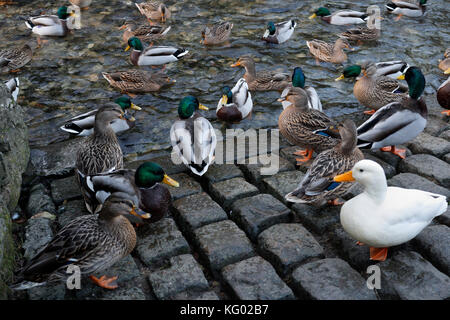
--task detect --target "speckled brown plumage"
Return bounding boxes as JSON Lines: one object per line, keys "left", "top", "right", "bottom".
{"left": 102, "top": 70, "right": 173, "bottom": 93}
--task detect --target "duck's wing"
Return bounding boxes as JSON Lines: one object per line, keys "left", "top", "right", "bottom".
{"left": 60, "top": 110, "right": 98, "bottom": 134}
{"left": 304, "top": 86, "right": 323, "bottom": 111}
{"left": 85, "top": 169, "right": 138, "bottom": 204}
{"left": 28, "top": 15, "right": 61, "bottom": 26}
{"left": 335, "top": 10, "right": 366, "bottom": 18}
{"left": 376, "top": 76, "right": 408, "bottom": 93}
{"left": 142, "top": 45, "right": 178, "bottom": 56}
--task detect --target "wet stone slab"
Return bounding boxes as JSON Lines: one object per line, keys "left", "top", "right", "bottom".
{"left": 332, "top": 226, "right": 372, "bottom": 271}
{"left": 23, "top": 216, "right": 55, "bottom": 260}
{"left": 221, "top": 256, "right": 295, "bottom": 300}
{"left": 399, "top": 154, "right": 450, "bottom": 188}
{"left": 148, "top": 254, "right": 210, "bottom": 300}
{"left": 257, "top": 223, "right": 324, "bottom": 276}
{"left": 230, "top": 194, "right": 291, "bottom": 241}
{"left": 377, "top": 251, "right": 450, "bottom": 300}
{"left": 209, "top": 177, "right": 259, "bottom": 211}
{"left": 444, "top": 153, "right": 450, "bottom": 164}
{"left": 126, "top": 153, "right": 188, "bottom": 175}
{"left": 57, "top": 199, "right": 90, "bottom": 228}
{"left": 406, "top": 132, "right": 450, "bottom": 158}
{"left": 27, "top": 282, "right": 66, "bottom": 300}
{"left": 50, "top": 175, "right": 82, "bottom": 204}
{"left": 26, "top": 183, "right": 56, "bottom": 217}
{"left": 172, "top": 192, "right": 227, "bottom": 234}
{"left": 169, "top": 173, "right": 203, "bottom": 201}
{"left": 193, "top": 220, "right": 255, "bottom": 275}
{"left": 388, "top": 173, "right": 450, "bottom": 198}
{"left": 203, "top": 163, "right": 243, "bottom": 186}
{"left": 291, "top": 204, "right": 340, "bottom": 234}
{"left": 413, "top": 225, "right": 450, "bottom": 276}
{"left": 362, "top": 153, "right": 396, "bottom": 179}
{"left": 291, "top": 258, "right": 377, "bottom": 300}
{"left": 171, "top": 290, "right": 220, "bottom": 300}
{"left": 262, "top": 170, "right": 305, "bottom": 204}
{"left": 437, "top": 207, "right": 450, "bottom": 227}
{"left": 136, "top": 218, "right": 190, "bottom": 268}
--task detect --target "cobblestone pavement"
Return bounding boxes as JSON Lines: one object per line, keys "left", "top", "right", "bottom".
{"left": 12, "top": 95, "right": 450, "bottom": 300}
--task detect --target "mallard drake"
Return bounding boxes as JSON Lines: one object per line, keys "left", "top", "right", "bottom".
{"left": 69, "top": 0, "right": 92, "bottom": 9}
{"left": 119, "top": 21, "right": 171, "bottom": 44}
{"left": 170, "top": 96, "right": 216, "bottom": 176}
{"left": 24, "top": 6, "right": 75, "bottom": 41}
{"left": 374, "top": 60, "right": 410, "bottom": 79}
{"left": 306, "top": 38, "right": 352, "bottom": 65}
{"left": 278, "top": 87, "right": 340, "bottom": 163}
{"left": 334, "top": 159, "right": 447, "bottom": 261}
{"left": 201, "top": 21, "right": 233, "bottom": 45}
{"left": 338, "top": 25, "right": 380, "bottom": 42}
{"left": 76, "top": 105, "right": 127, "bottom": 196}
{"left": 438, "top": 48, "right": 450, "bottom": 74}
{"left": 11, "top": 196, "right": 151, "bottom": 290}
{"left": 262, "top": 20, "right": 296, "bottom": 44}
{"left": 4, "top": 77, "right": 19, "bottom": 102}
{"left": 0, "top": 43, "right": 33, "bottom": 73}
{"left": 230, "top": 56, "right": 290, "bottom": 91}
{"left": 216, "top": 78, "right": 253, "bottom": 123}
{"left": 102, "top": 70, "right": 175, "bottom": 94}
{"left": 335, "top": 61, "right": 408, "bottom": 114}
{"left": 280, "top": 67, "right": 322, "bottom": 111}
{"left": 437, "top": 76, "right": 450, "bottom": 116}
{"left": 309, "top": 7, "right": 369, "bottom": 25}
{"left": 60, "top": 96, "right": 141, "bottom": 137}
{"left": 286, "top": 119, "right": 364, "bottom": 206}
{"left": 357, "top": 66, "right": 427, "bottom": 159}
{"left": 82, "top": 162, "right": 179, "bottom": 221}
{"left": 386, "top": 0, "right": 427, "bottom": 20}
{"left": 125, "top": 37, "right": 188, "bottom": 66}
{"left": 135, "top": 1, "right": 171, "bottom": 23}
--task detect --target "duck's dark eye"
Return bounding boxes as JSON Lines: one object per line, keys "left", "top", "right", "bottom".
{"left": 226, "top": 25, "right": 229, "bottom": 30}
{"left": 359, "top": 169, "right": 364, "bottom": 172}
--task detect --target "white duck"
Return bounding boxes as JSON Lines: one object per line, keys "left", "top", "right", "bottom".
{"left": 216, "top": 78, "right": 253, "bottom": 123}
{"left": 262, "top": 20, "right": 296, "bottom": 44}
{"left": 125, "top": 37, "right": 188, "bottom": 66}
{"left": 334, "top": 159, "right": 447, "bottom": 261}
{"left": 170, "top": 96, "right": 216, "bottom": 176}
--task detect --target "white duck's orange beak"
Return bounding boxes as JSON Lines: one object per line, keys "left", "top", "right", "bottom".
{"left": 334, "top": 170, "right": 355, "bottom": 182}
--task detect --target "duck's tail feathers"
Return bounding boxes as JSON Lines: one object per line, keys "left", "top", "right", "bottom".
{"left": 60, "top": 123, "right": 82, "bottom": 135}
{"left": 285, "top": 191, "right": 308, "bottom": 203}
{"left": 161, "top": 26, "right": 171, "bottom": 36}
{"left": 173, "top": 49, "right": 189, "bottom": 59}
{"left": 385, "top": 2, "right": 396, "bottom": 12}
{"left": 356, "top": 139, "right": 372, "bottom": 149}
{"left": 23, "top": 18, "right": 35, "bottom": 29}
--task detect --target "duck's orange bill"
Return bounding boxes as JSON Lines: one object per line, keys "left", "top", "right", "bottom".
{"left": 230, "top": 61, "right": 241, "bottom": 67}
{"left": 130, "top": 206, "right": 151, "bottom": 219}
{"left": 163, "top": 174, "right": 179, "bottom": 187}
{"left": 334, "top": 170, "right": 355, "bottom": 182}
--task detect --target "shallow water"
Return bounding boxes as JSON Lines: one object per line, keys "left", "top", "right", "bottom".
{"left": 1, "top": 0, "right": 449, "bottom": 157}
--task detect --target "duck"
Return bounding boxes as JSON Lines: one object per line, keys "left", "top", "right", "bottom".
{"left": 81, "top": 162, "right": 179, "bottom": 221}
{"left": 170, "top": 96, "right": 216, "bottom": 176}
{"left": 306, "top": 38, "right": 352, "bottom": 65}
{"left": 102, "top": 69, "right": 175, "bottom": 94}
{"left": 76, "top": 106, "right": 128, "bottom": 212}
{"left": 334, "top": 159, "right": 447, "bottom": 261}
{"left": 262, "top": 20, "right": 296, "bottom": 44}
{"left": 438, "top": 48, "right": 450, "bottom": 74}
{"left": 201, "top": 21, "right": 233, "bottom": 45}
{"left": 335, "top": 61, "right": 408, "bottom": 114}
{"left": 135, "top": 1, "right": 171, "bottom": 24}
{"left": 309, "top": 7, "right": 369, "bottom": 25}
{"left": 230, "top": 56, "right": 290, "bottom": 91}
{"left": 60, "top": 96, "right": 141, "bottom": 137}
{"left": 11, "top": 196, "right": 151, "bottom": 290}
{"left": 386, "top": 0, "right": 427, "bottom": 20}
{"left": 338, "top": 25, "right": 380, "bottom": 43}
{"left": 24, "top": 6, "right": 75, "bottom": 44}
{"left": 119, "top": 21, "right": 171, "bottom": 44}
{"left": 357, "top": 66, "right": 427, "bottom": 159}
{"left": 69, "top": 0, "right": 92, "bottom": 9}
{"left": 437, "top": 76, "right": 450, "bottom": 116}
{"left": 0, "top": 43, "right": 33, "bottom": 73}
{"left": 278, "top": 87, "right": 340, "bottom": 163}
{"left": 125, "top": 37, "right": 188, "bottom": 66}
{"left": 216, "top": 78, "right": 253, "bottom": 123}
{"left": 286, "top": 119, "right": 364, "bottom": 206}
{"left": 4, "top": 77, "right": 20, "bottom": 102}
{"left": 280, "top": 67, "right": 322, "bottom": 111}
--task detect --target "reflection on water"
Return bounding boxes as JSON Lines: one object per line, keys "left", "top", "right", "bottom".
{"left": 0, "top": 0, "right": 449, "bottom": 156}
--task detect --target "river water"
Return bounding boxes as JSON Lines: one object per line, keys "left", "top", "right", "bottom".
{"left": 1, "top": 0, "right": 449, "bottom": 158}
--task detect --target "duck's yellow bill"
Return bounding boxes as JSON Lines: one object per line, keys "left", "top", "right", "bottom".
{"left": 199, "top": 103, "right": 209, "bottom": 111}
{"left": 230, "top": 61, "right": 241, "bottom": 67}
{"left": 335, "top": 74, "right": 345, "bottom": 81}
{"left": 309, "top": 13, "right": 317, "bottom": 19}
{"left": 397, "top": 74, "right": 405, "bottom": 80}
{"left": 277, "top": 97, "right": 286, "bottom": 102}
{"left": 444, "top": 68, "right": 450, "bottom": 75}
{"left": 131, "top": 103, "right": 141, "bottom": 111}
{"left": 334, "top": 171, "right": 355, "bottom": 182}
{"left": 220, "top": 95, "right": 228, "bottom": 105}
{"left": 125, "top": 45, "right": 131, "bottom": 51}
{"left": 163, "top": 174, "right": 179, "bottom": 187}
{"left": 130, "top": 206, "right": 151, "bottom": 219}
{"left": 118, "top": 25, "right": 127, "bottom": 30}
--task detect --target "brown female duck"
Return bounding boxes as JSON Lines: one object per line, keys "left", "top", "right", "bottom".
{"left": 102, "top": 69, "right": 175, "bottom": 94}
{"left": 437, "top": 76, "right": 450, "bottom": 116}
{"left": 306, "top": 38, "right": 352, "bottom": 64}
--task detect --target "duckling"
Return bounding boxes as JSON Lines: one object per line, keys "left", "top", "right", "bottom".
{"left": 11, "top": 196, "right": 151, "bottom": 290}
{"left": 286, "top": 119, "right": 364, "bottom": 206}
{"left": 437, "top": 76, "right": 450, "bottom": 116}
{"left": 170, "top": 96, "right": 216, "bottom": 176}
{"left": 278, "top": 87, "right": 340, "bottom": 163}
{"left": 262, "top": 20, "right": 296, "bottom": 44}
{"left": 216, "top": 78, "right": 253, "bottom": 123}
{"left": 309, "top": 7, "right": 369, "bottom": 25}
{"left": 119, "top": 21, "right": 171, "bottom": 44}
{"left": 135, "top": 1, "right": 171, "bottom": 24}
{"left": 306, "top": 38, "right": 352, "bottom": 65}
{"left": 334, "top": 159, "right": 447, "bottom": 261}
{"left": 438, "top": 48, "right": 450, "bottom": 74}
{"left": 102, "top": 70, "right": 175, "bottom": 94}
{"left": 335, "top": 61, "right": 408, "bottom": 114}
{"left": 0, "top": 43, "right": 33, "bottom": 73}
{"left": 280, "top": 67, "right": 322, "bottom": 111}
{"left": 386, "top": 0, "right": 427, "bottom": 21}
{"left": 357, "top": 66, "right": 427, "bottom": 159}
{"left": 60, "top": 96, "right": 141, "bottom": 137}
{"left": 230, "top": 56, "right": 290, "bottom": 91}
{"left": 125, "top": 37, "right": 188, "bottom": 66}
{"left": 201, "top": 21, "right": 233, "bottom": 45}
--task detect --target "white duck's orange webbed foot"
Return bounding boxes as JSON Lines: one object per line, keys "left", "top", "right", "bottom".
{"left": 369, "top": 247, "right": 388, "bottom": 261}
{"left": 90, "top": 275, "right": 118, "bottom": 290}
{"left": 380, "top": 146, "right": 406, "bottom": 159}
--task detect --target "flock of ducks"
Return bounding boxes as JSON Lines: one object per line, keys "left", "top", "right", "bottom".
{"left": 1, "top": 0, "right": 448, "bottom": 292}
